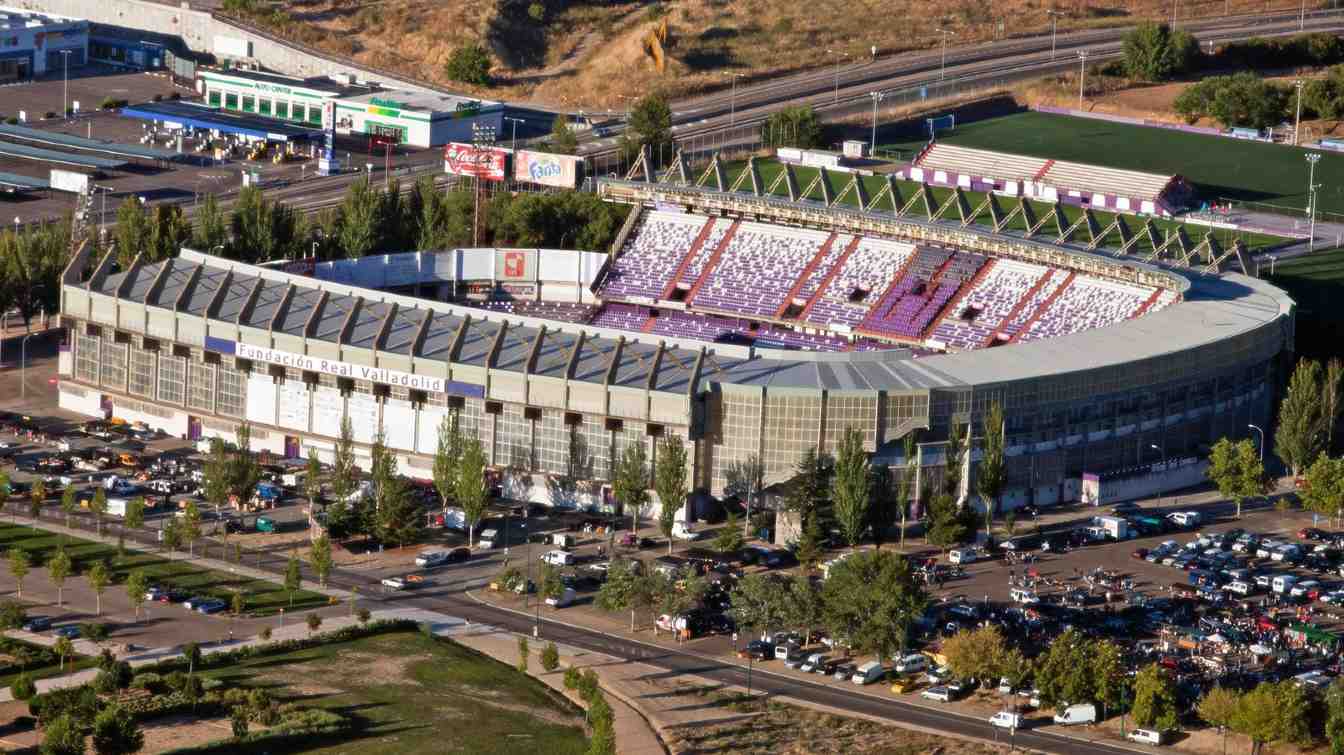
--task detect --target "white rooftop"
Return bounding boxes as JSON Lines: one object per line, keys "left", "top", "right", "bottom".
{"left": 0, "top": 5, "right": 83, "bottom": 30}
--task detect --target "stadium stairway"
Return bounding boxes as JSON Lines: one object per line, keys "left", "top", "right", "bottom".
{"left": 684, "top": 220, "right": 742, "bottom": 306}
{"left": 1033, "top": 159, "right": 1055, "bottom": 182}
{"left": 775, "top": 233, "right": 839, "bottom": 318}
{"left": 986, "top": 267, "right": 1054, "bottom": 347}
{"left": 1009, "top": 271, "right": 1076, "bottom": 344}
{"left": 641, "top": 311, "right": 659, "bottom": 332}
{"left": 1129, "top": 287, "right": 1164, "bottom": 319}
{"left": 660, "top": 217, "right": 718, "bottom": 301}
{"left": 922, "top": 259, "right": 996, "bottom": 341}
{"left": 798, "top": 236, "right": 863, "bottom": 323}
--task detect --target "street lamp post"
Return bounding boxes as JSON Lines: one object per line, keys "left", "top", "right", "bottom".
{"left": 934, "top": 29, "right": 955, "bottom": 81}
{"left": 1294, "top": 80, "right": 1305, "bottom": 146}
{"left": 868, "top": 91, "right": 886, "bottom": 155}
{"left": 825, "top": 50, "right": 847, "bottom": 103}
{"left": 504, "top": 116, "right": 525, "bottom": 156}
{"left": 1248, "top": 424, "right": 1265, "bottom": 463}
{"left": 1306, "top": 152, "right": 1322, "bottom": 251}
{"left": 1077, "top": 50, "right": 1089, "bottom": 110}
{"left": 1046, "top": 11, "right": 1062, "bottom": 61}
{"left": 728, "top": 73, "right": 744, "bottom": 126}
{"left": 60, "top": 50, "right": 71, "bottom": 120}
{"left": 19, "top": 333, "right": 32, "bottom": 401}
{"left": 1149, "top": 443, "right": 1166, "bottom": 469}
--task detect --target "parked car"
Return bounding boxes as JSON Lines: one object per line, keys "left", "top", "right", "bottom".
{"left": 920, "top": 686, "right": 953, "bottom": 702}
{"left": 540, "top": 550, "right": 576, "bottom": 567}
{"left": 739, "top": 640, "right": 774, "bottom": 661}
{"left": 22, "top": 616, "right": 51, "bottom": 632}
{"left": 53, "top": 626, "right": 80, "bottom": 639}
{"left": 990, "top": 711, "right": 1023, "bottom": 729}
{"left": 852, "top": 661, "right": 886, "bottom": 685}
{"left": 1127, "top": 728, "right": 1165, "bottom": 745}
{"left": 1053, "top": 703, "right": 1097, "bottom": 725}
{"left": 195, "top": 599, "right": 228, "bottom": 614}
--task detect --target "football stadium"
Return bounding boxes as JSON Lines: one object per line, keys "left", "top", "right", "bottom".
{"left": 54, "top": 159, "right": 1295, "bottom": 515}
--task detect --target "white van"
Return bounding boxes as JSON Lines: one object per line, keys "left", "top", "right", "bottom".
{"left": 1009, "top": 588, "right": 1040, "bottom": 605}
{"left": 1225, "top": 580, "right": 1253, "bottom": 596}
{"left": 545, "top": 587, "right": 577, "bottom": 608}
{"left": 852, "top": 661, "right": 886, "bottom": 685}
{"left": 893, "top": 654, "right": 927, "bottom": 674}
{"left": 415, "top": 549, "right": 450, "bottom": 568}
{"left": 540, "top": 549, "right": 576, "bottom": 566}
{"left": 990, "top": 711, "right": 1023, "bottom": 730}
{"left": 1053, "top": 703, "right": 1097, "bottom": 726}
{"left": 1127, "top": 728, "right": 1164, "bottom": 745}
{"left": 1272, "top": 575, "right": 1298, "bottom": 594}
{"left": 948, "top": 548, "right": 978, "bottom": 565}
{"left": 478, "top": 529, "right": 501, "bottom": 549}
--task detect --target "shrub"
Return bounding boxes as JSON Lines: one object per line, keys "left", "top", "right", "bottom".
{"left": 445, "top": 42, "right": 491, "bottom": 86}
{"left": 0, "top": 600, "right": 26, "bottom": 629}
{"left": 10, "top": 672, "right": 35, "bottom": 701}
{"left": 3, "top": 117, "right": 15, "bottom": 125}
{"left": 577, "top": 669, "right": 600, "bottom": 701}
{"left": 129, "top": 673, "right": 162, "bottom": 691}
{"left": 517, "top": 636, "right": 529, "bottom": 673}
{"left": 93, "top": 668, "right": 120, "bottom": 695}
{"left": 164, "top": 671, "right": 188, "bottom": 693}
{"left": 231, "top": 707, "right": 249, "bottom": 739}
{"left": 541, "top": 641, "right": 560, "bottom": 672}
{"left": 563, "top": 667, "right": 582, "bottom": 690}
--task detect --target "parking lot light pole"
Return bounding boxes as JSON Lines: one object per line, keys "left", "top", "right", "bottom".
{"left": 1248, "top": 423, "right": 1265, "bottom": 463}
{"left": 19, "top": 334, "right": 32, "bottom": 400}
{"left": 60, "top": 50, "right": 71, "bottom": 120}
{"left": 934, "top": 30, "right": 954, "bottom": 81}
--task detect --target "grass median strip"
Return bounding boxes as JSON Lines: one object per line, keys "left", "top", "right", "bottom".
{"left": 0, "top": 522, "right": 327, "bottom": 617}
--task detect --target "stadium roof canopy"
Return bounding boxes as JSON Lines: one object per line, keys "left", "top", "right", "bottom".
{"left": 0, "top": 123, "right": 177, "bottom": 161}
{"left": 85, "top": 248, "right": 1293, "bottom": 396}
{"left": 0, "top": 171, "right": 49, "bottom": 191}
{"left": 0, "top": 140, "right": 126, "bottom": 169}
{"left": 916, "top": 142, "right": 1180, "bottom": 205}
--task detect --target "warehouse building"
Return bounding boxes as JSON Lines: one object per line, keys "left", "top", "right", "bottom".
{"left": 0, "top": 6, "right": 88, "bottom": 82}
{"left": 194, "top": 68, "right": 503, "bottom": 148}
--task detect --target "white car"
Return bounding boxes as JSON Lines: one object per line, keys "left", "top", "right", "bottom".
{"left": 1009, "top": 588, "right": 1040, "bottom": 605}
{"left": 921, "top": 686, "right": 953, "bottom": 702}
{"left": 540, "top": 549, "right": 575, "bottom": 566}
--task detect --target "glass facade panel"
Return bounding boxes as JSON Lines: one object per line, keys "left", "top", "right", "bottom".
{"left": 496, "top": 405, "right": 531, "bottom": 469}
{"left": 74, "top": 331, "right": 99, "bottom": 383}
{"left": 217, "top": 363, "right": 245, "bottom": 417}
{"left": 129, "top": 347, "right": 156, "bottom": 397}
{"left": 188, "top": 362, "right": 215, "bottom": 412}
{"left": 157, "top": 354, "right": 186, "bottom": 405}
{"left": 99, "top": 340, "right": 127, "bottom": 392}
{"left": 535, "top": 410, "right": 569, "bottom": 476}
{"left": 763, "top": 392, "right": 821, "bottom": 478}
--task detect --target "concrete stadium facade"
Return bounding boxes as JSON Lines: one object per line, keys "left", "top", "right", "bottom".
{"left": 55, "top": 192, "right": 1295, "bottom": 514}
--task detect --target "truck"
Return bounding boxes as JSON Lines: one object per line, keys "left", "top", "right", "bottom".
{"left": 1092, "top": 515, "right": 1130, "bottom": 541}
{"left": 106, "top": 497, "right": 131, "bottom": 518}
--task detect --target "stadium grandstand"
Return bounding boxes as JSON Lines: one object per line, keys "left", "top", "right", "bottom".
{"left": 55, "top": 174, "right": 1291, "bottom": 518}
{"left": 908, "top": 142, "right": 1192, "bottom": 217}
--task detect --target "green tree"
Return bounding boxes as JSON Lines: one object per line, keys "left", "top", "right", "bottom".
{"left": 1326, "top": 678, "right": 1344, "bottom": 755}
{"left": 192, "top": 192, "right": 229, "bottom": 253}
{"left": 29, "top": 479, "right": 46, "bottom": 519}
{"left": 231, "top": 706, "right": 249, "bottom": 740}
{"left": 377, "top": 476, "right": 423, "bottom": 548}
{"left": 1035, "top": 629, "right": 1112, "bottom": 710}
{"left": 87, "top": 486, "right": 107, "bottom": 535}
{"left": 595, "top": 559, "right": 656, "bottom": 631}
{"left": 794, "top": 512, "right": 824, "bottom": 574}
{"left": 714, "top": 513, "right": 745, "bottom": 554}
{"left": 614, "top": 442, "right": 650, "bottom": 538}
{"left": 724, "top": 454, "right": 764, "bottom": 535}
{"left": 654, "top": 435, "right": 688, "bottom": 555}
{"left": 820, "top": 549, "right": 927, "bottom": 657}
{"left": 308, "top": 534, "right": 333, "bottom": 587}
{"left": 162, "top": 517, "right": 182, "bottom": 559}
{"left": 41, "top": 713, "right": 84, "bottom": 755}
{"left": 1207, "top": 437, "right": 1270, "bottom": 519}
{"left": 620, "top": 93, "right": 673, "bottom": 164}
{"left": 304, "top": 449, "right": 323, "bottom": 513}
{"left": 228, "top": 185, "right": 303, "bottom": 263}
{"left": 786, "top": 574, "right": 824, "bottom": 645}
{"left": 832, "top": 427, "right": 870, "bottom": 548}
{"left": 114, "top": 196, "right": 152, "bottom": 267}
{"left": 126, "top": 569, "right": 148, "bottom": 620}
{"left": 942, "top": 624, "right": 1018, "bottom": 683}
{"left": 1093, "top": 639, "right": 1129, "bottom": 719}
{"left": 59, "top": 487, "right": 77, "bottom": 529}
{"left": 445, "top": 42, "right": 491, "bottom": 86}
{"left": 976, "top": 402, "right": 1006, "bottom": 541}
{"left": 48, "top": 547, "right": 71, "bottom": 607}
{"left": 10, "top": 672, "right": 35, "bottom": 702}
{"left": 180, "top": 500, "right": 202, "bottom": 557}
{"left": 284, "top": 550, "right": 302, "bottom": 607}
{"left": 1326, "top": 357, "right": 1344, "bottom": 454}
{"left": 92, "top": 703, "right": 144, "bottom": 755}
{"left": 1303, "top": 454, "right": 1344, "bottom": 522}
{"left": 896, "top": 434, "right": 917, "bottom": 550}
{"left": 8, "top": 547, "right": 29, "bottom": 599}
{"left": 306, "top": 612, "right": 322, "bottom": 636}
{"left": 202, "top": 438, "right": 232, "bottom": 515}
{"left": 729, "top": 573, "right": 791, "bottom": 640}
{"left": 326, "top": 417, "right": 358, "bottom": 540}
{"left": 228, "top": 422, "right": 264, "bottom": 506}
{"left": 783, "top": 447, "right": 827, "bottom": 518}
{"left": 548, "top": 115, "right": 579, "bottom": 155}
{"left": 1131, "top": 664, "right": 1179, "bottom": 731}
{"left": 761, "top": 105, "right": 824, "bottom": 149}
{"left": 52, "top": 636, "right": 74, "bottom": 671}
{"left": 1199, "top": 686, "right": 1240, "bottom": 733}
{"left": 432, "top": 412, "right": 463, "bottom": 511}
{"left": 123, "top": 497, "right": 145, "bottom": 532}
{"left": 1122, "top": 21, "right": 1199, "bottom": 81}
{"left": 1278, "top": 358, "right": 1328, "bottom": 476}
{"left": 455, "top": 439, "right": 489, "bottom": 547}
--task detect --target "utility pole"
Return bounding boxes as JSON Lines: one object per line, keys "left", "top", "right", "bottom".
{"left": 60, "top": 50, "right": 70, "bottom": 120}
{"left": 869, "top": 91, "right": 886, "bottom": 155}
{"left": 1301, "top": 0, "right": 1307, "bottom": 31}
{"left": 1047, "top": 10, "right": 1062, "bottom": 61}
{"left": 935, "top": 29, "right": 955, "bottom": 82}
{"left": 1172, "top": 0, "right": 1179, "bottom": 28}
{"left": 1307, "top": 152, "right": 1321, "bottom": 251}
{"left": 1294, "top": 80, "right": 1304, "bottom": 146}
{"left": 826, "top": 49, "right": 847, "bottom": 103}
{"left": 728, "top": 73, "right": 744, "bottom": 126}
{"left": 1077, "top": 50, "right": 1088, "bottom": 110}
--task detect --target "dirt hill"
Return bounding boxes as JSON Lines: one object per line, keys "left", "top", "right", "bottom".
{"left": 251, "top": 0, "right": 1325, "bottom": 108}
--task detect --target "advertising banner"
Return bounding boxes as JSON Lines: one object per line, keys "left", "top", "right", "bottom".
{"left": 49, "top": 169, "right": 88, "bottom": 194}
{"left": 444, "top": 142, "right": 507, "bottom": 181}
{"left": 514, "top": 149, "right": 581, "bottom": 188}
{"left": 495, "top": 249, "right": 536, "bottom": 281}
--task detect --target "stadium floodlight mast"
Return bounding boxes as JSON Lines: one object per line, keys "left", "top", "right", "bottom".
{"left": 471, "top": 123, "right": 496, "bottom": 248}
{"left": 869, "top": 91, "right": 886, "bottom": 155}
{"left": 1294, "top": 80, "right": 1305, "bottom": 146}
{"left": 1306, "top": 152, "right": 1322, "bottom": 251}
{"left": 503, "top": 116, "right": 525, "bottom": 154}
{"left": 1046, "top": 10, "right": 1063, "bottom": 61}
{"left": 1077, "top": 50, "right": 1088, "bottom": 110}
{"left": 934, "top": 29, "right": 955, "bottom": 82}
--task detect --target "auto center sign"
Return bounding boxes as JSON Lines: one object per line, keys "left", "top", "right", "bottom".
{"left": 444, "top": 142, "right": 508, "bottom": 181}
{"left": 514, "top": 149, "right": 581, "bottom": 188}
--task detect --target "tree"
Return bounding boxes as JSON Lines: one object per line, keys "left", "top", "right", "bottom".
{"left": 595, "top": 559, "right": 656, "bottom": 631}
{"left": 1326, "top": 678, "right": 1344, "bottom": 755}
{"left": 539, "top": 562, "right": 564, "bottom": 601}
{"left": 162, "top": 517, "right": 182, "bottom": 559}
{"left": 926, "top": 492, "right": 972, "bottom": 548}
{"left": 124, "top": 497, "right": 145, "bottom": 532}
{"left": 309, "top": 534, "right": 333, "bottom": 587}
{"left": 8, "top": 547, "right": 29, "bottom": 599}
{"left": 620, "top": 93, "right": 673, "bottom": 164}
{"left": 548, "top": 115, "right": 578, "bottom": 155}
{"left": 30, "top": 479, "right": 46, "bottom": 519}
{"left": 92, "top": 703, "right": 144, "bottom": 755}
{"left": 1122, "top": 21, "right": 1198, "bottom": 81}
{"left": 1093, "top": 639, "right": 1129, "bottom": 719}
{"left": 455, "top": 439, "right": 489, "bottom": 547}
{"left": 48, "top": 547, "right": 71, "bottom": 607}
{"left": 1207, "top": 437, "right": 1269, "bottom": 519}
{"left": 284, "top": 550, "right": 302, "bottom": 606}
{"left": 517, "top": 636, "right": 529, "bottom": 673}
{"left": 432, "top": 413, "right": 463, "bottom": 512}
{"left": 820, "top": 550, "right": 927, "bottom": 657}
{"left": 53, "top": 636, "right": 74, "bottom": 671}
{"left": 377, "top": 477, "right": 424, "bottom": 548}
{"left": 229, "top": 422, "right": 264, "bottom": 507}
{"left": 794, "top": 512, "right": 824, "bottom": 574}
{"left": 1231, "top": 682, "right": 1297, "bottom": 754}
{"left": 1278, "top": 358, "right": 1328, "bottom": 477}
{"left": 306, "top": 612, "right": 322, "bottom": 636}
{"left": 202, "top": 438, "right": 232, "bottom": 515}
{"left": 786, "top": 574, "right": 824, "bottom": 646}
{"left": 896, "top": 434, "right": 917, "bottom": 551}
{"left": 942, "top": 625, "right": 1018, "bottom": 683}
{"left": 1131, "top": 664, "right": 1179, "bottom": 732}
{"left": 231, "top": 706, "right": 249, "bottom": 740}
{"left": 714, "top": 513, "right": 745, "bottom": 554}
{"left": 977, "top": 402, "right": 1006, "bottom": 542}
{"left": 832, "top": 428, "right": 870, "bottom": 548}
{"left": 445, "top": 42, "right": 491, "bottom": 86}
{"left": 724, "top": 454, "right": 764, "bottom": 538}
{"left": 180, "top": 500, "right": 202, "bottom": 558}
{"left": 943, "top": 421, "right": 966, "bottom": 500}
{"left": 193, "top": 192, "right": 229, "bottom": 252}
{"left": 761, "top": 106, "right": 824, "bottom": 149}
{"left": 1303, "top": 454, "right": 1344, "bottom": 522}
{"left": 613, "top": 442, "right": 650, "bottom": 535}
{"left": 729, "top": 573, "right": 790, "bottom": 641}
{"left": 541, "top": 641, "right": 559, "bottom": 672}
{"left": 304, "top": 449, "right": 323, "bottom": 512}
{"left": 1199, "top": 686, "right": 1241, "bottom": 733}
{"left": 654, "top": 436, "right": 688, "bottom": 555}
{"left": 783, "top": 447, "right": 827, "bottom": 518}
{"left": 10, "top": 672, "right": 34, "bottom": 702}
{"left": 228, "top": 186, "right": 302, "bottom": 263}
{"left": 126, "top": 569, "right": 148, "bottom": 620}
{"left": 1327, "top": 357, "right": 1344, "bottom": 455}
{"left": 59, "top": 487, "right": 77, "bottom": 529}
{"left": 41, "top": 713, "right": 85, "bottom": 755}
{"left": 114, "top": 196, "right": 152, "bottom": 267}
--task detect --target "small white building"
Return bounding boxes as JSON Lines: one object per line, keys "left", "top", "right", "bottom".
{"left": 0, "top": 6, "right": 89, "bottom": 82}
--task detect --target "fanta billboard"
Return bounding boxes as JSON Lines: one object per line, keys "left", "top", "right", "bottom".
{"left": 444, "top": 142, "right": 508, "bottom": 181}
{"left": 514, "top": 149, "right": 581, "bottom": 189}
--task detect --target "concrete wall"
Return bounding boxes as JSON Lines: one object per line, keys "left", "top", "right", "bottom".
{"left": 12, "top": 0, "right": 443, "bottom": 95}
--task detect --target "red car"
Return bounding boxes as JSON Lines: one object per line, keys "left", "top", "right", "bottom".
{"left": 1131, "top": 548, "right": 1148, "bottom": 560}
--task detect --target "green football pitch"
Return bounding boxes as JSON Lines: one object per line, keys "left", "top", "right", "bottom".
{"left": 881, "top": 111, "right": 1344, "bottom": 217}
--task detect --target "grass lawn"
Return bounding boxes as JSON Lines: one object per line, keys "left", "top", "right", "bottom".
{"left": 0, "top": 523, "right": 327, "bottom": 617}
{"left": 880, "top": 111, "right": 1344, "bottom": 218}
{"left": 0, "top": 636, "right": 94, "bottom": 689}
{"left": 714, "top": 157, "right": 1287, "bottom": 253}
{"left": 1268, "top": 247, "right": 1344, "bottom": 361}
{"left": 191, "top": 629, "right": 588, "bottom": 754}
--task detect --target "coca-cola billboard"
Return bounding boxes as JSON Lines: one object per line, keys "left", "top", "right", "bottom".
{"left": 443, "top": 142, "right": 508, "bottom": 181}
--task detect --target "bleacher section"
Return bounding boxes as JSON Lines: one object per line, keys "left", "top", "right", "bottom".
{"left": 916, "top": 144, "right": 1049, "bottom": 183}
{"left": 465, "top": 300, "right": 596, "bottom": 323}
{"left": 593, "top": 210, "right": 1173, "bottom": 353}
